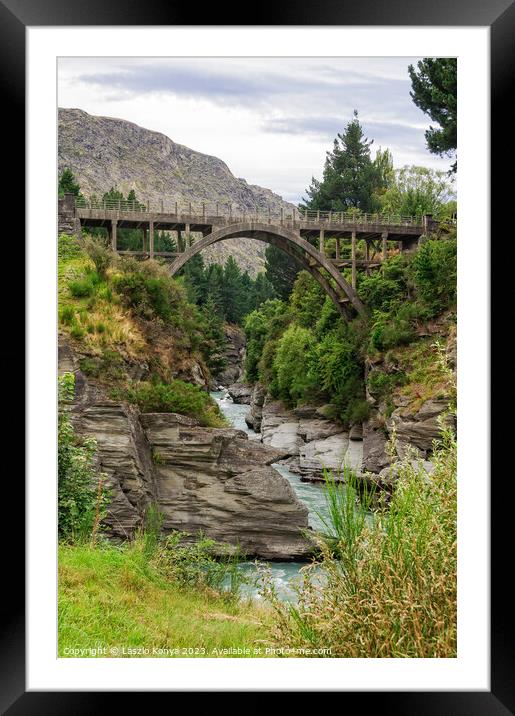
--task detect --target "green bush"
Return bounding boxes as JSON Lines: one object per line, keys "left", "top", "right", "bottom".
{"left": 83, "top": 236, "right": 115, "bottom": 279}
{"left": 69, "top": 278, "right": 95, "bottom": 298}
{"left": 70, "top": 324, "right": 85, "bottom": 339}
{"left": 370, "top": 310, "right": 415, "bottom": 352}
{"left": 113, "top": 271, "right": 182, "bottom": 322}
{"left": 115, "top": 379, "right": 225, "bottom": 427}
{"left": 79, "top": 350, "right": 124, "bottom": 381}
{"left": 358, "top": 255, "right": 408, "bottom": 312}
{"left": 59, "top": 305, "right": 75, "bottom": 326}
{"left": 367, "top": 368, "right": 407, "bottom": 398}
{"left": 273, "top": 325, "right": 319, "bottom": 405}
{"left": 58, "top": 373, "right": 108, "bottom": 542}
{"left": 410, "top": 238, "right": 457, "bottom": 315}
{"left": 58, "top": 233, "right": 83, "bottom": 261}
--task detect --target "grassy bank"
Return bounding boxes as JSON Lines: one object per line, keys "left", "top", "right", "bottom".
{"left": 58, "top": 541, "right": 271, "bottom": 658}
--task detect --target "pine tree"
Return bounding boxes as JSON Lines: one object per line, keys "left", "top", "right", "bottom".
{"left": 408, "top": 59, "right": 457, "bottom": 172}
{"left": 221, "top": 256, "right": 243, "bottom": 323}
{"left": 265, "top": 244, "right": 298, "bottom": 300}
{"left": 58, "top": 168, "right": 83, "bottom": 199}
{"left": 302, "top": 111, "right": 382, "bottom": 213}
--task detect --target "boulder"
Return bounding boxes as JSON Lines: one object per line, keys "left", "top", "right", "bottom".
{"left": 294, "top": 433, "right": 363, "bottom": 478}
{"left": 227, "top": 383, "right": 253, "bottom": 404}
{"left": 245, "top": 383, "right": 266, "bottom": 431}
{"left": 387, "top": 400, "right": 453, "bottom": 453}
{"left": 141, "top": 413, "right": 311, "bottom": 559}
{"left": 361, "top": 415, "right": 391, "bottom": 474}
{"left": 349, "top": 423, "right": 363, "bottom": 440}
{"left": 261, "top": 399, "right": 304, "bottom": 455}
{"left": 297, "top": 418, "right": 342, "bottom": 443}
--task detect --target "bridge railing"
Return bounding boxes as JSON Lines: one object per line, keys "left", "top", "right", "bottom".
{"left": 74, "top": 197, "right": 444, "bottom": 228}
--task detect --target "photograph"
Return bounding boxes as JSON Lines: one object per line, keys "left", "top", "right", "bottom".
{"left": 56, "top": 55, "right": 458, "bottom": 660}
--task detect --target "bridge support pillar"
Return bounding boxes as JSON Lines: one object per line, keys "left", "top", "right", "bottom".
{"left": 185, "top": 223, "right": 191, "bottom": 248}
{"left": 142, "top": 227, "right": 147, "bottom": 252}
{"left": 110, "top": 220, "right": 117, "bottom": 251}
{"left": 149, "top": 220, "right": 154, "bottom": 259}
{"left": 319, "top": 229, "right": 325, "bottom": 255}
{"left": 382, "top": 231, "right": 388, "bottom": 261}
{"left": 351, "top": 230, "right": 357, "bottom": 289}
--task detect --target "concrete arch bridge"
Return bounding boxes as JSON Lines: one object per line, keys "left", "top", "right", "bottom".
{"left": 59, "top": 194, "right": 444, "bottom": 319}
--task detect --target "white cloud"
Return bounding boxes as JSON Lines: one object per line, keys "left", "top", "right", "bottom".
{"left": 58, "top": 57, "right": 454, "bottom": 203}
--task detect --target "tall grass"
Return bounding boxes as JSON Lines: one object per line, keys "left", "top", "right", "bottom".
{"left": 265, "top": 422, "right": 457, "bottom": 657}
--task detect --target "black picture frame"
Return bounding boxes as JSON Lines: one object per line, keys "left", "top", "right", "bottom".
{"left": 3, "top": 0, "right": 504, "bottom": 710}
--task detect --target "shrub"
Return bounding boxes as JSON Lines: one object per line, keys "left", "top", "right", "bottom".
{"left": 367, "top": 368, "right": 407, "bottom": 399}
{"left": 115, "top": 379, "right": 225, "bottom": 427}
{"left": 263, "top": 425, "right": 457, "bottom": 657}
{"left": 70, "top": 324, "right": 85, "bottom": 339}
{"left": 69, "top": 278, "right": 94, "bottom": 298}
{"left": 358, "top": 255, "right": 408, "bottom": 312}
{"left": 59, "top": 306, "right": 75, "bottom": 326}
{"left": 410, "top": 238, "right": 457, "bottom": 315}
{"left": 58, "top": 373, "right": 108, "bottom": 542}
{"left": 58, "top": 233, "right": 83, "bottom": 261}
{"left": 79, "top": 350, "right": 124, "bottom": 381}
{"left": 370, "top": 310, "right": 415, "bottom": 352}
{"left": 273, "top": 325, "right": 319, "bottom": 405}
{"left": 113, "top": 271, "right": 181, "bottom": 322}
{"left": 83, "top": 236, "right": 115, "bottom": 279}
{"left": 148, "top": 529, "right": 247, "bottom": 598}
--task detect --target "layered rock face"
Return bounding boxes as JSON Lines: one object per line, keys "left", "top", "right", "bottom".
{"left": 257, "top": 397, "right": 363, "bottom": 479}
{"left": 142, "top": 414, "right": 310, "bottom": 559}
{"left": 60, "top": 345, "right": 311, "bottom": 559}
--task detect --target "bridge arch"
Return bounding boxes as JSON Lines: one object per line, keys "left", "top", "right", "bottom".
{"left": 169, "top": 222, "right": 365, "bottom": 318}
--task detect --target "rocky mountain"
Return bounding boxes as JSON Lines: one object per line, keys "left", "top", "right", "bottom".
{"left": 58, "top": 108, "right": 295, "bottom": 275}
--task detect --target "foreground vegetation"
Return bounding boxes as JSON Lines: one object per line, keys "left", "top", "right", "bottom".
{"left": 59, "top": 367, "right": 456, "bottom": 657}
{"left": 263, "top": 426, "right": 457, "bottom": 658}
{"left": 59, "top": 540, "right": 271, "bottom": 658}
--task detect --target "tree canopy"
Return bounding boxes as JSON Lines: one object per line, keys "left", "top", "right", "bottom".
{"left": 408, "top": 58, "right": 457, "bottom": 172}
{"left": 58, "top": 168, "right": 83, "bottom": 199}
{"left": 301, "top": 110, "right": 389, "bottom": 213}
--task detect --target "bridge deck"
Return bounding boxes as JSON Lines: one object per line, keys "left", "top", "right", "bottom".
{"left": 75, "top": 207, "right": 427, "bottom": 241}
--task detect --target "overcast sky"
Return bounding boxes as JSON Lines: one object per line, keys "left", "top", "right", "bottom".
{"left": 58, "top": 57, "right": 453, "bottom": 204}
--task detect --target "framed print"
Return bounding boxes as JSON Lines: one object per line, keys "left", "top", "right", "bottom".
{"left": 2, "top": 0, "right": 506, "bottom": 709}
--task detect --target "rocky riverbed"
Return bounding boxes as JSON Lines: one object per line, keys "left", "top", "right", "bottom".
{"left": 228, "top": 378, "right": 453, "bottom": 486}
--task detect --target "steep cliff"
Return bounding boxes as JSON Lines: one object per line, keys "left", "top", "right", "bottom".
{"left": 59, "top": 335, "right": 311, "bottom": 559}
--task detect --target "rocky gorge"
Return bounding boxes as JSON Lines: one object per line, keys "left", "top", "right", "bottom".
{"left": 224, "top": 321, "right": 456, "bottom": 488}
{"left": 59, "top": 335, "right": 311, "bottom": 560}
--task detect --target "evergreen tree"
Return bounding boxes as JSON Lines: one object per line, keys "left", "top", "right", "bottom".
{"left": 181, "top": 254, "right": 208, "bottom": 305}
{"left": 408, "top": 58, "right": 457, "bottom": 172}
{"left": 302, "top": 111, "right": 383, "bottom": 213}
{"left": 221, "top": 256, "right": 243, "bottom": 323}
{"left": 205, "top": 263, "right": 225, "bottom": 315}
{"left": 58, "top": 168, "right": 83, "bottom": 199}
{"left": 264, "top": 244, "right": 299, "bottom": 300}
{"left": 199, "top": 295, "right": 228, "bottom": 375}
{"left": 252, "top": 272, "right": 276, "bottom": 310}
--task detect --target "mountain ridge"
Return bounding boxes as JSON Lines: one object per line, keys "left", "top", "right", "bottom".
{"left": 58, "top": 108, "right": 296, "bottom": 275}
